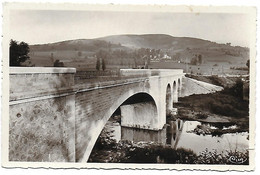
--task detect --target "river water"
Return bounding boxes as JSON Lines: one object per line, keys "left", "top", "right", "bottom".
{"left": 104, "top": 118, "right": 249, "bottom": 155}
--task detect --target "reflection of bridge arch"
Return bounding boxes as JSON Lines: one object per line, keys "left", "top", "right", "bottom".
{"left": 178, "top": 78, "right": 182, "bottom": 97}
{"left": 166, "top": 119, "right": 184, "bottom": 149}
{"left": 82, "top": 91, "right": 158, "bottom": 162}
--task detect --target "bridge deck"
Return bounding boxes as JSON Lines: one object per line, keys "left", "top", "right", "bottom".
{"left": 75, "top": 76, "right": 149, "bottom": 92}
{"left": 75, "top": 69, "right": 184, "bottom": 91}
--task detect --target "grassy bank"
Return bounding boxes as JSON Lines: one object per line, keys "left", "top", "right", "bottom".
{"left": 177, "top": 91, "right": 248, "bottom": 118}
{"left": 173, "top": 77, "right": 249, "bottom": 133}
{"left": 89, "top": 139, "right": 248, "bottom": 165}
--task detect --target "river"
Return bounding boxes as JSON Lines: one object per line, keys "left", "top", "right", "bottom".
{"left": 89, "top": 116, "right": 249, "bottom": 163}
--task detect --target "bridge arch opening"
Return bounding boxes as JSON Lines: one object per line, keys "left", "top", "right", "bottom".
{"left": 87, "top": 92, "right": 158, "bottom": 162}
{"left": 122, "top": 92, "right": 156, "bottom": 105}
{"left": 166, "top": 84, "right": 172, "bottom": 116}
{"left": 173, "top": 81, "right": 178, "bottom": 103}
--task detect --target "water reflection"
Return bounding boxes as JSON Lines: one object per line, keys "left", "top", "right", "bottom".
{"left": 105, "top": 119, "right": 248, "bottom": 154}
{"left": 121, "top": 127, "right": 166, "bottom": 144}
{"left": 166, "top": 119, "right": 184, "bottom": 149}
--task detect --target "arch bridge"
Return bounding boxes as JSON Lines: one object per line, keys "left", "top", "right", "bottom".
{"left": 9, "top": 67, "right": 184, "bottom": 162}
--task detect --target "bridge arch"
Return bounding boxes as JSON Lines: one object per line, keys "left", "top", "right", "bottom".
{"left": 81, "top": 90, "right": 159, "bottom": 162}
{"left": 173, "top": 80, "right": 178, "bottom": 103}
{"left": 166, "top": 83, "right": 172, "bottom": 115}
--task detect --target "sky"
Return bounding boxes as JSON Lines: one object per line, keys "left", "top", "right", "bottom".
{"left": 9, "top": 10, "right": 252, "bottom": 47}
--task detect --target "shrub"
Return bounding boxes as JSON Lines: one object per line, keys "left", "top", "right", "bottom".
{"left": 196, "top": 113, "right": 208, "bottom": 119}
{"left": 10, "top": 40, "right": 30, "bottom": 66}
{"left": 223, "top": 79, "right": 244, "bottom": 99}
{"left": 53, "top": 60, "right": 64, "bottom": 67}
{"left": 123, "top": 146, "right": 197, "bottom": 164}
{"left": 196, "top": 149, "right": 249, "bottom": 165}
{"left": 208, "top": 100, "right": 248, "bottom": 117}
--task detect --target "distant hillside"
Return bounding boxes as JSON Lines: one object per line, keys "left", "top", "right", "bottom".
{"left": 30, "top": 39, "right": 127, "bottom": 52}
{"left": 28, "top": 34, "right": 249, "bottom": 70}
{"left": 98, "top": 34, "right": 249, "bottom": 62}
{"left": 98, "top": 34, "right": 214, "bottom": 50}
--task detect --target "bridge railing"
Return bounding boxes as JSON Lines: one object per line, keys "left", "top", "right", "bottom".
{"left": 120, "top": 69, "right": 184, "bottom": 77}
{"left": 75, "top": 70, "right": 120, "bottom": 80}
{"left": 10, "top": 67, "right": 76, "bottom": 102}
{"left": 75, "top": 69, "right": 184, "bottom": 83}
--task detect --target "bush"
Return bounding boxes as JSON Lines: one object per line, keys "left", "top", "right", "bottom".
{"left": 10, "top": 40, "right": 30, "bottom": 66}
{"left": 53, "top": 60, "right": 64, "bottom": 67}
{"left": 196, "top": 149, "right": 248, "bottom": 165}
{"left": 123, "top": 146, "right": 197, "bottom": 164}
{"left": 178, "top": 88, "right": 249, "bottom": 118}
{"left": 208, "top": 75, "right": 224, "bottom": 86}
{"left": 208, "top": 100, "right": 248, "bottom": 118}
{"left": 196, "top": 113, "right": 208, "bottom": 119}
{"left": 223, "top": 79, "right": 244, "bottom": 98}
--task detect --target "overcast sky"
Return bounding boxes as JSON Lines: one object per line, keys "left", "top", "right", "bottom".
{"left": 9, "top": 10, "right": 252, "bottom": 47}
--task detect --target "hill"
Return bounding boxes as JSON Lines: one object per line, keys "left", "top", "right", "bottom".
{"left": 99, "top": 34, "right": 248, "bottom": 63}
{"left": 98, "top": 34, "right": 213, "bottom": 50}
{"left": 28, "top": 34, "right": 249, "bottom": 72}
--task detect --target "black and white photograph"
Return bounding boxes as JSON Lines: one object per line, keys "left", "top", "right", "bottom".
{"left": 1, "top": 3, "right": 256, "bottom": 171}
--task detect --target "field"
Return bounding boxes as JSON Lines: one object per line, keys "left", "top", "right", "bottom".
{"left": 27, "top": 34, "right": 249, "bottom": 75}
{"left": 29, "top": 49, "right": 248, "bottom": 75}
{"left": 149, "top": 60, "right": 248, "bottom": 75}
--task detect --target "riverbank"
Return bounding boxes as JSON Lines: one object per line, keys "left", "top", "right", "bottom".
{"left": 172, "top": 81, "right": 249, "bottom": 135}
{"left": 89, "top": 126, "right": 248, "bottom": 164}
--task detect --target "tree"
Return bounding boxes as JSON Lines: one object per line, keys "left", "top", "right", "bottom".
{"left": 96, "top": 49, "right": 108, "bottom": 70}
{"left": 9, "top": 39, "right": 30, "bottom": 66}
{"left": 102, "top": 58, "right": 106, "bottom": 71}
{"left": 198, "top": 54, "right": 202, "bottom": 64}
{"left": 50, "top": 53, "right": 54, "bottom": 63}
{"left": 190, "top": 57, "right": 197, "bottom": 65}
{"left": 78, "top": 51, "right": 82, "bottom": 57}
{"left": 229, "top": 79, "right": 244, "bottom": 99}
{"left": 96, "top": 58, "right": 100, "bottom": 71}
{"left": 53, "top": 60, "right": 64, "bottom": 67}
{"left": 151, "top": 49, "right": 156, "bottom": 59}
{"left": 246, "top": 60, "right": 250, "bottom": 69}
{"left": 134, "top": 58, "right": 137, "bottom": 68}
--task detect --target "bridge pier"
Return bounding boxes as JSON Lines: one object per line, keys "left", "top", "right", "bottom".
{"left": 178, "top": 78, "right": 182, "bottom": 97}
{"left": 120, "top": 101, "right": 159, "bottom": 130}
{"left": 166, "top": 84, "right": 173, "bottom": 116}
{"left": 121, "top": 126, "right": 166, "bottom": 144}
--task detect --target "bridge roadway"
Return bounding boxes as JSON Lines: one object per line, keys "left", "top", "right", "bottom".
{"left": 9, "top": 67, "right": 184, "bottom": 162}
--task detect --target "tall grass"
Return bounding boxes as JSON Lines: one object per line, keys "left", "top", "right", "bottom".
{"left": 178, "top": 79, "right": 249, "bottom": 118}
{"left": 196, "top": 148, "right": 248, "bottom": 165}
